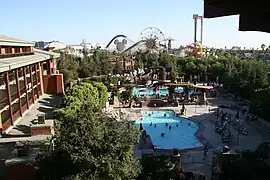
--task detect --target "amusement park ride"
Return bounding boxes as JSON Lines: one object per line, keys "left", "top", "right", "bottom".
{"left": 106, "top": 14, "right": 206, "bottom": 58}
{"left": 184, "top": 14, "right": 206, "bottom": 58}
{"left": 106, "top": 27, "right": 173, "bottom": 53}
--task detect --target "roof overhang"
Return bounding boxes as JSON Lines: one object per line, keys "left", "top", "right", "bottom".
{"left": 0, "top": 49, "right": 60, "bottom": 73}
{"left": 0, "top": 35, "right": 35, "bottom": 47}
{"left": 204, "top": 0, "right": 270, "bottom": 33}
{"left": 0, "top": 41, "right": 34, "bottom": 47}
{"left": 204, "top": 0, "right": 268, "bottom": 18}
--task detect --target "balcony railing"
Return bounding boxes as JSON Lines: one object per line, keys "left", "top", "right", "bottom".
{"left": 11, "top": 91, "right": 18, "bottom": 102}
{"left": 0, "top": 52, "right": 34, "bottom": 59}
{"left": 0, "top": 97, "right": 8, "bottom": 110}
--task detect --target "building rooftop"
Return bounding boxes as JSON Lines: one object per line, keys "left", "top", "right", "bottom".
{"left": 44, "top": 41, "right": 67, "bottom": 50}
{"left": 0, "top": 48, "right": 60, "bottom": 73}
{"left": 0, "top": 35, "right": 34, "bottom": 47}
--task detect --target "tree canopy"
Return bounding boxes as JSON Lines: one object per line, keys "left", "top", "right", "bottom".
{"left": 46, "top": 48, "right": 270, "bottom": 179}
{"left": 37, "top": 82, "right": 140, "bottom": 180}
{"left": 57, "top": 50, "right": 270, "bottom": 121}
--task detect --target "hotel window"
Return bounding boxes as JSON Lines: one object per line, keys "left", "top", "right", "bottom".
{"left": 14, "top": 47, "right": 20, "bottom": 53}
{"left": 5, "top": 47, "right": 12, "bottom": 54}
{"left": 22, "top": 46, "right": 31, "bottom": 53}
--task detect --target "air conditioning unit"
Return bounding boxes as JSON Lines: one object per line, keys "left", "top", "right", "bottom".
{"left": 37, "top": 113, "right": 45, "bottom": 124}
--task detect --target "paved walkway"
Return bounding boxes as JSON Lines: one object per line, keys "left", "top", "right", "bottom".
{"left": 0, "top": 94, "right": 61, "bottom": 166}
{"left": 128, "top": 96, "right": 270, "bottom": 177}
{"left": 7, "top": 94, "right": 62, "bottom": 136}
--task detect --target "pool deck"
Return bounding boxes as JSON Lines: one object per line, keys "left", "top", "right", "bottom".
{"left": 117, "top": 96, "right": 269, "bottom": 177}
{"left": 121, "top": 101, "right": 265, "bottom": 151}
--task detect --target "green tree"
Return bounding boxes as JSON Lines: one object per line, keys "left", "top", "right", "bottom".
{"left": 92, "top": 82, "right": 108, "bottom": 106}
{"left": 38, "top": 103, "right": 141, "bottom": 180}
{"left": 64, "top": 82, "right": 99, "bottom": 106}
{"left": 261, "top": 44, "right": 266, "bottom": 51}
{"left": 222, "top": 145, "right": 270, "bottom": 180}
{"left": 139, "top": 155, "right": 185, "bottom": 180}
{"left": 57, "top": 53, "right": 79, "bottom": 85}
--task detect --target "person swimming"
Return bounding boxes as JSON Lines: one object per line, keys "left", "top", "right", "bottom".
{"left": 164, "top": 113, "right": 167, "bottom": 117}
{"left": 161, "top": 132, "right": 165, "bottom": 137}
{"left": 154, "top": 124, "right": 157, "bottom": 127}
{"left": 165, "top": 122, "right": 168, "bottom": 127}
{"left": 169, "top": 125, "right": 172, "bottom": 130}
{"left": 188, "top": 123, "right": 191, "bottom": 126}
{"left": 150, "top": 122, "right": 152, "bottom": 126}
{"left": 176, "top": 124, "right": 179, "bottom": 127}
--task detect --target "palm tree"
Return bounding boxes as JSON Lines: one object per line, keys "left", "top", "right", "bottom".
{"left": 261, "top": 44, "right": 266, "bottom": 51}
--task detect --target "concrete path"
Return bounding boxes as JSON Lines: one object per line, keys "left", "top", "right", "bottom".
{"left": 7, "top": 94, "right": 62, "bottom": 136}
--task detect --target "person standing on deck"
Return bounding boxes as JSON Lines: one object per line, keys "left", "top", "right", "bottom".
{"left": 203, "top": 146, "right": 208, "bottom": 160}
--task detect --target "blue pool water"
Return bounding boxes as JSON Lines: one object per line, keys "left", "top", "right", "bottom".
{"left": 135, "top": 110, "right": 202, "bottom": 149}
{"left": 132, "top": 87, "right": 194, "bottom": 96}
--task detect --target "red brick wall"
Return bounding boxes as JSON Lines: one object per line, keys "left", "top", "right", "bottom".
{"left": 4, "top": 163, "right": 37, "bottom": 180}
{"left": 42, "top": 74, "right": 64, "bottom": 95}
{"left": 31, "top": 126, "right": 52, "bottom": 135}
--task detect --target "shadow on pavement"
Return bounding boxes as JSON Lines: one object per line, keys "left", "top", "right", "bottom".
{"left": 37, "top": 95, "right": 63, "bottom": 119}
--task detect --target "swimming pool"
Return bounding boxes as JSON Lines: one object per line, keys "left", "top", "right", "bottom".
{"left": 135, "top": 110, "right": 202, "bottom": 149}
{"left": 132, "top": 87, "right": 194, "bottom": 96}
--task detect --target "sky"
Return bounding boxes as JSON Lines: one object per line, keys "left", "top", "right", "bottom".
{"left": 2, "top": 0, "right": 270, "bottom": 49}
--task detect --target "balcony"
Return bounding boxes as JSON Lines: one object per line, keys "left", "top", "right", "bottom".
{"left": 0, "top": 52, "right": 34, "bottom": 59}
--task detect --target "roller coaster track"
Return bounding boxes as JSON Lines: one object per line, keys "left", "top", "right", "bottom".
{"left": 106, "top": 35, "right": 164, "bottom": 53}
{"left": 105, "top": 34, "right": 127, "bottom": 49}
{"left": 122, "top": 40, "right": 146, "bottom": 53}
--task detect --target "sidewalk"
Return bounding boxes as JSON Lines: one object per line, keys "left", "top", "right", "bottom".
{"left": 181, "top": 149, "right": 213, "bottom": 177}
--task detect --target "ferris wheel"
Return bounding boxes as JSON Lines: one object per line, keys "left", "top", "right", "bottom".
{"left": 139, "top": 27, "right": 167, "bottom": 51}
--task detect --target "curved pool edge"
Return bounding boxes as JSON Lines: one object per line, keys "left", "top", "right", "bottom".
{"left": 137, "top": 109, "right": 208, "bottom": 150}
{"left": 181, "top": 115, "right": 213, "bottom": 149}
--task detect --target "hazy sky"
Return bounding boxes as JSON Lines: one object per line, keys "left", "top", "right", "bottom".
{"left": 2, "top": 0, "right": 270, "bottom": 48}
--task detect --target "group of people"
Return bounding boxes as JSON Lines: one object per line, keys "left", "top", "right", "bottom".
{"left": 160, "top": 122, "right": 181, "bottom": 137}
{"left": 149, "top": 122, "right": 157, "bottom": 127}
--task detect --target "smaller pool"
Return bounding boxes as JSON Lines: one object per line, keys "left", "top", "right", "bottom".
{"left": 135, "top": 110, "right": 202, "bottom": 149}
{"left": 133, "top": 87, "right": 194, "bottom": 96}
